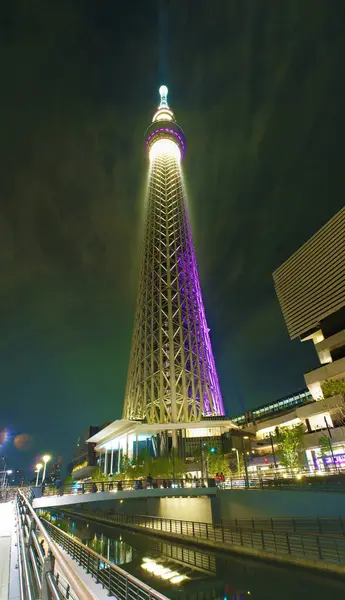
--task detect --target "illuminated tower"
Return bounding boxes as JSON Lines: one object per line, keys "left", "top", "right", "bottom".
{"left": 123, "top": 86, "right": 224, "bottom": 423}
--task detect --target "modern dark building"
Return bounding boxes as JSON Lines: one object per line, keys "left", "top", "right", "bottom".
{"left": 68, "top": 425, "right": 107, "bottom": 479}
{"left": 273, "top": 206, "right": 345, "bottom": 400}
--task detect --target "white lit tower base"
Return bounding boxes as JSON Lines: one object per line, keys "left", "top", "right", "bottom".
{"left": 123, "top": 86, "right": 225, "bottom": 424}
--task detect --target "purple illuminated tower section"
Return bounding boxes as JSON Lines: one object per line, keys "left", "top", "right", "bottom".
{"left": 123, "top": 86, "right": 224, "bottom": 423}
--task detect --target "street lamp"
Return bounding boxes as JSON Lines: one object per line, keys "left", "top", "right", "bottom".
{"left": 241, "top": 436, "right": 250, "bottom": 488}
{"left": 35, "top": 463, "right": 43, "bottom": 486}
{"left": 232, "top": 448, "right": 240, "bottom": 477}
{"left": 42, "top": 455, "right": 51, "bottom": 483}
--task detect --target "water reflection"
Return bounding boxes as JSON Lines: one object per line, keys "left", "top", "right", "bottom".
{"left": 44, "top": 512, "right": 345, "bottom": 600}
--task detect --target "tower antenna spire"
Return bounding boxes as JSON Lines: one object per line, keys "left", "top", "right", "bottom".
{"left": 159, "top": 85, "right": 169, "bottom": 108}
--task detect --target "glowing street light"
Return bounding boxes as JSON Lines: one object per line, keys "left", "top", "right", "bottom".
{"left": 232, "top": 448, "right": 241, "bottom": 477}
{"left": 35, "top": 463, "right": 43, "bottom": 486}
{"left": 42, "top": 455, "right": 51, "bottom": 483}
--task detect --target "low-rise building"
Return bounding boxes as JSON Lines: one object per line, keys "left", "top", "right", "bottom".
{"left": 244, "top": 392, "right": 345, "bottom": 474}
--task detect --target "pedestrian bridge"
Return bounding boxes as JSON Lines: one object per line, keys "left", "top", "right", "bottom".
{"left": 33, "top": 485, "right": 217, "bottom": 510}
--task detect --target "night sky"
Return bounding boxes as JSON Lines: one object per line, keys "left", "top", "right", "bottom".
{"left": 1, "top": 1, "right": 345, "bottom": 474}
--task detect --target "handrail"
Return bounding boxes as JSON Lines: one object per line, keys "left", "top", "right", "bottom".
{"left": 18, "top": 490, "right": 95, "bottom": 600}
{"left": 38, "top": 471, "right": 345, "bottom": 498}
{"left": 42, "top": 518, "right": 170, "bottom": 600}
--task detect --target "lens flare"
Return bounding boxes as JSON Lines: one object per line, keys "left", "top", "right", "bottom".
{"left": 14, "top": 433, "right": 34, "bottom": 451}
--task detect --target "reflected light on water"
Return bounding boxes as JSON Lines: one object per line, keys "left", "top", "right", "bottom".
{"left": 141, "top": 558, "right": 188, "bottom": 584}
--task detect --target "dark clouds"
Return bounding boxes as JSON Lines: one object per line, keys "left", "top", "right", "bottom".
{"left": 1, "top": 1, "right": 344, "bottom": 471}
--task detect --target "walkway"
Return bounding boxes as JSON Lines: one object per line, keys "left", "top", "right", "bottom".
{"left": 33, "top": 485, "right": 217, "bottom": 509}
{"left": 0, "top": 502, "right": 19, "bottom": 600}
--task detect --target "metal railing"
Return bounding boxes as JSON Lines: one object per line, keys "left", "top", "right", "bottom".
{"left": 40, "top": 477, "right": 212, "bottom": 497}
{"left": 38, "top": 472, "right": 345, "bottom": 499}
{"left": 41, "top": 518, "right": 169, "bottom": 600}
{"left": 18, "top": 491, "right": 169, "bottom": 600}
{"left": 0, "top": 486, "right": 25, "bottom": 503}
{"left": 221, "top": 515, "right": 345, "bottom": 536}
{"left": 61, "top": 508, "right": 345, "bottom": 568}
{"left": 17, "top": 491, "right": 95, "bottom": 600}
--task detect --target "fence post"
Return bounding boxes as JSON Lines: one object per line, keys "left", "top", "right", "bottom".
{"left": 108, "top": 565, "right": 111, "bottom": 597}
{"left": 96, "top": 558, "right": 100, "bottom": 584}
{"left": 317, "top": 517, "right": 322, "bottom": 534}
{"left": 40, "top": 551, "right": 55, "bottom": 600}
{"left": 286, "top": 532, "right": 291, "bottom": 555}
{"left": 316, "top": 535, "right": 322, "bottom": 560}
{"left": 340, "top": 516, "right": 345, "bottom": 537}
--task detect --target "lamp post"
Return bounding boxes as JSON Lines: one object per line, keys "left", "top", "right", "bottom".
{"left": 241, "top": 436, "right": 250, "bottom": 489}
{"left": 42, "top": 455, "right": 51, "bottom": 483}
{"left": 269, "top": 432, "right": 278, "bottom": 470}
{"left": 232, "top": 448, "right": 240, "bottom": 477}
{"left": 35, "top": 463, "right": 43, "bottom": 486}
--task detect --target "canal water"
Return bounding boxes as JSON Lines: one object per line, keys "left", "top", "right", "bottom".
{"left": 45, "top": 512, "right": 345, "bottom": 600}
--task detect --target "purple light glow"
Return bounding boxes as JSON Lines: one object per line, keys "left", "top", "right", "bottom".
{"left": 176, "top": 239, "right": 225, "bottom": 416}
{"left": 145, "top": 128, "right": 186, "bottom": 157}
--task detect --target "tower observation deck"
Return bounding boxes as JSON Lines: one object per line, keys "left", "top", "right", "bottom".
{"left": 123, "top": 86, "right": 225, "bottom": 424}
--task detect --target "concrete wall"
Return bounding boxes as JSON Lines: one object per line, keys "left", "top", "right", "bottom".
{"left": 147, "top": 496, "right": 214, "bottom": 523}
{"left": 219, "top": 489, "right": 345, "bottom": 519}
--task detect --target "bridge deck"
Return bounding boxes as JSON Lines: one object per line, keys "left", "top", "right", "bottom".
{"left": 33, "top": 486, "right": 217, "bottom": 509}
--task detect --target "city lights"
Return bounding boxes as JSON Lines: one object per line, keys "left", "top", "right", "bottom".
{"left": 35, "top": 463, "right": 43, "bottom": 486}
{"left": 42, "top": 454, "right": 51, "bottom": 483}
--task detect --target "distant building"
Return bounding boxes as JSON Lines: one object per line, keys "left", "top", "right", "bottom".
{"left": 9, "top": 469, "right": 25, "bottom": 486}
{"left": 48, "top": 462, "right": 61, "bottom": 483}
{"left": 273, "top": 206, "right": 345, "bottom": 400}
{"left": 68, "top": 425, "right": 109, "bottom": 479}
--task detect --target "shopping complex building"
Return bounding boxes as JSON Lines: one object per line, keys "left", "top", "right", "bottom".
{"left": 273, "top": 205, "right": 345, "bottom": 401}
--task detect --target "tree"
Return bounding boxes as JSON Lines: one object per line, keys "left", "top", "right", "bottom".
{"left": 91, "top": 466, "right": 105, "bottom": 481}
{"left": 321, "top": 379, "right": 345, "bottom": 399}
{"left": 276, "top": 424, "right": 304, "bottom": 471}
{"left": 193, "top": 444, "right": 231, "bottom": 478}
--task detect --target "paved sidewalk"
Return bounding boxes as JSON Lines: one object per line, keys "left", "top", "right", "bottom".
{"left": 0, "top": 502, "right": 15, "bottom": 600}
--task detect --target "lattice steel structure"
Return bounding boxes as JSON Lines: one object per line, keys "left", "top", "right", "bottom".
{"left": 123, "top": 86, "right": 224, "bottom": 423}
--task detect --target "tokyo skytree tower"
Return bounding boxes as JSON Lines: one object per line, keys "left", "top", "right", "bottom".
{"left": 123, "top": 86, "right": 224, "bottom": 424}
